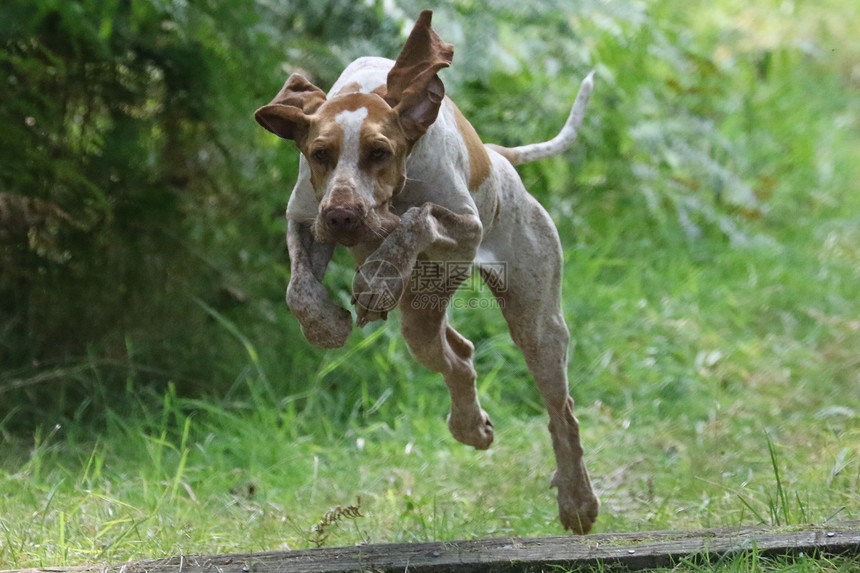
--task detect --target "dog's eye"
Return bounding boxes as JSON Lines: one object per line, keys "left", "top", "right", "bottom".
{"left": 311, "top": 149, "right": 330, "bottom": 163}
{"left": 369, "top": 148, "right": 390, "bottom": 162}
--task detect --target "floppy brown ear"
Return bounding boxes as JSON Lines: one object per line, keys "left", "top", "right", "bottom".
{"left": 254, "top": 73, "right": 327, "bottom": 142}
{"left": 384, "top": 10, "right": 454, "bottom": 142}
{"left": 254, "top": 104, "right": 310, "bottom": 142}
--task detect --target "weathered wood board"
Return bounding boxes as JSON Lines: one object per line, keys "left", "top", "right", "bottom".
{"left": 6, "top": 521, "right": 859, "bottom": 573}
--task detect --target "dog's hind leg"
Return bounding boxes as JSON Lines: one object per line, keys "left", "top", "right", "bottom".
{"left": 478, "top": 201, "right": 599, "bottom": 534}
{"left": 399, "top": 277, "right": 494, "bottom": 450}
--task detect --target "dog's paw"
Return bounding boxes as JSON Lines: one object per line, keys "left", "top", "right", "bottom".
{"left": 287, "top": 279, "right": 353, "bottom": 348}
{"left": 447, "top": 409, "right": 494, "bottom": 450}
{"left": 553, "top": 476, "right": 599, "bottom": 535}
{"left": 557, "top": 492, "right": 599, "bottom": 535}
{"left": 301, "top": 302, "right": 353, "bottom": 348}
{"left": 352, "top": 259, "right": 405, "bottom": 326}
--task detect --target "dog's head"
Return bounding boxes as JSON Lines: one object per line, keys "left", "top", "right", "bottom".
{"left": 255, "top": 10, "right": 453, "bottom": 247}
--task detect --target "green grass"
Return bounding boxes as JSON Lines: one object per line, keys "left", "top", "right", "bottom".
{"left": 2, "top": 1, "right": 860, "bottom": 571}
{"left": 582, "top": 552, "right": 860, "bottom": 573}
{"left": 2, "top": 180, "right": 858, "bottom": 567}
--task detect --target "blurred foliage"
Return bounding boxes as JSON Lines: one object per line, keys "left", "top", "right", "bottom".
{"left": 0, "top": 0, "right": 405, "bottom": 417}
{"left": 1, "top": 0, "right": 855, "bottom": 425}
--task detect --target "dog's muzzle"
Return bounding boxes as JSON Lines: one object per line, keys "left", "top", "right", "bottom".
{"left": 318, "top": 204, "right": 365, "bottom": 245}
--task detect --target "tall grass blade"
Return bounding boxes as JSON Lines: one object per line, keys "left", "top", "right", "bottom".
{"left": 766, "top": 432, "right": 791, "bottom": 526}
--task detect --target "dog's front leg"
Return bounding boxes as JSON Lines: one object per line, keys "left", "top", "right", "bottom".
{"left": 352, "top": 203, "right": 482, "bottom": 326}
{"left": 286, "top": 220, "right": 353, "bottom": 348}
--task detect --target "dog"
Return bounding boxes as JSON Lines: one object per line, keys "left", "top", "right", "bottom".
{"left": 255, "top": 10, "right": 598, "bottom": 534}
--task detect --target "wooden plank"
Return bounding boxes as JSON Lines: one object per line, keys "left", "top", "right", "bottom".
{"left": 5, "top": 521, "right": 859, "bottom": 573}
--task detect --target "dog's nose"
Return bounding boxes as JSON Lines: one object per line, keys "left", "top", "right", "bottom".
{"left": 323, "top": 205, "right": 362, "bottom": 232}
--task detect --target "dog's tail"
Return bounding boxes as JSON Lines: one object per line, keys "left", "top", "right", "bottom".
{"left": 486, "top": 71, "right": 595, "bottom": 166}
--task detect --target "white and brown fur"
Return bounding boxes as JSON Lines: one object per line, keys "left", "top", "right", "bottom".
{"left": 255, "top": 10, "right": 598, "bottom": 534}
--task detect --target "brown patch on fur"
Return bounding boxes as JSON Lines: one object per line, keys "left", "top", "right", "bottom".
{"left": 451, "top": 101, "right": 491, "bottom": 191}
{"left": 334, "top": 81, "right": 364, "bottom": 97}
